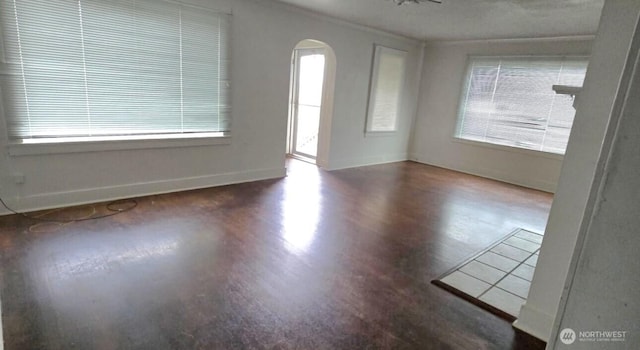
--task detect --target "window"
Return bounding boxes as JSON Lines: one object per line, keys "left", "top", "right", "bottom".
{"left": 366, "top": 45, "right": 407, "bottom": 133}
{"left": 456, "top": 56, "right": 588, "bottom": 154}
{"left": 0, "top": 0, "right": 230, "bottom": 143}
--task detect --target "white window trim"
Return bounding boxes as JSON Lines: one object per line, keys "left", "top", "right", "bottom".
{"left": 8, "top": 133, "right": 231, "bottom": 156}
{"left": 365, "top": 45, "right": 407, "bottom": 135}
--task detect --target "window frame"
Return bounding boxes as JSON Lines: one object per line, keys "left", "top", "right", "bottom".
{"left": 0, "top": 0, "right": 232, "bottom": 153}
{"left": 365, "top": 44, "right": 408, "bottom": 135}
{"left": 453, "top": 55, "right": 589, "bottom": 156}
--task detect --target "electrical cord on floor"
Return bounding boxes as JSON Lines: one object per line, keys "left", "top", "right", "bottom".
{"left": 0, "top": 195, "right": 138, "bottom": 224}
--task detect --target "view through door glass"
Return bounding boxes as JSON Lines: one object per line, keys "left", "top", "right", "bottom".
{"left": 293, "top": 50, "right": 325, "bottom": 159}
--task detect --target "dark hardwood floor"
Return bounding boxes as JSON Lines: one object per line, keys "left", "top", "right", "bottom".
{"left": 0, "top": 160, "right": 552, "bottom": 349}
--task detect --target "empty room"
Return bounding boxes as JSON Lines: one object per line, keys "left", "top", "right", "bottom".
{"left": 0, "top": 0, "right": 638, "bottom": 349}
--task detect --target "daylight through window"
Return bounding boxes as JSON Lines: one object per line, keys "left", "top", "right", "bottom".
{"left": 456, "top": 56, "right": 588, "bottom": 154}
{"left": 366, "top": 45, "right": 407, "bottom": 133}
{"left": 0, "top": 0, "right": 231, "bottom": 142}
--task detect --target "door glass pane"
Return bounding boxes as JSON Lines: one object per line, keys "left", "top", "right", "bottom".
{"left": 298, "top": 54, "right": 325, "bottom": 107}
{"left": 294, "top": 53, "right": 324, "bottom": 158}
{"left": 295, "top": 105, "right": 321, "bottom": 156}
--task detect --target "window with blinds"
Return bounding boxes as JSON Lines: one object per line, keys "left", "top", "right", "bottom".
{"left": 0, "top": 0, "right": 231, "bottom": 142}
{"left": 456, "top": 56, "right": 588, "bottom": 154}
{"left": 366, "top": 45, "right": 407, "bottom": 133}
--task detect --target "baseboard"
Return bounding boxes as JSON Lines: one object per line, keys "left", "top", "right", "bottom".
{"left": 513, "top": 303, "right": 555, "bottom": 343}
{"left": 409, "top": 154, "right": 557, "bottom": 193}
{"left": 0, "top": 167, "right": 286, "bottom": 215}
{"left": 326, "top": 153, "right": 409, "bottom": 171}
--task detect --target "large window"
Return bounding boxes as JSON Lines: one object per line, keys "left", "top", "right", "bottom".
{"left": 0, "top": 0, "right": 230, "bottom": 143}
{"left": 456, "top": 56, "right": 588, "bottom": 154}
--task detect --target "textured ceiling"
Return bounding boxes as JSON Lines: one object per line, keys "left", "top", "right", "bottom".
{"left": 272, "top": 0, "right": 605, "bottom": 41}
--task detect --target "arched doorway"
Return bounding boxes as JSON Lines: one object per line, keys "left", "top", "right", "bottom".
{"left": 287, "top": 39, "right": 336, "bottom": 168}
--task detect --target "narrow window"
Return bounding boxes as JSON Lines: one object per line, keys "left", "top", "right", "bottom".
{"left": 366, "top": 45, "right": 407, "bottom": 134}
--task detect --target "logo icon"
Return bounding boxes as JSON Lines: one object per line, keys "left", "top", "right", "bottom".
{"left": 560, "top": 328, "right": 576, "bottom": 345}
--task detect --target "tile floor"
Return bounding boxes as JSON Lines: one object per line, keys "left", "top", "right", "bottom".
{"left": 439, "top": 229, "right": 542, "bottom": 318}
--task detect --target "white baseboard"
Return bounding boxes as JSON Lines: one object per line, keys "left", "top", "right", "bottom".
{"left": 409, "top": 153, "right": 557, "bottom": 193}
{"left": 513, "top": 303, "right": 555, "bottom": 343}
{"left": 326, "top": 153, "right": 408, "bottom": 171}
{"left": 0, "top": 167, "right": 285, "bottom": 215}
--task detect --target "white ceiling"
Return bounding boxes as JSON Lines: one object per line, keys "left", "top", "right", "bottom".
{"left": 272, "top": 0, "right": 605, "bottom": 41}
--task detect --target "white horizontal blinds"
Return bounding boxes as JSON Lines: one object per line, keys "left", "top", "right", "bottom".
{"left": 457, "top": 58, "right": 499, "bottom": 141}
{"left": 368, "top": 46, "right": 407, "bottom": 132}
{"left": 457, "top": 56, "right": 588, "bottom": 154}
{"left": 1, "top": 0, "right": 90, "bottom": 138}
{"left": 80, "top": 0, "right": 182, "bottom": 136}
{"left": 182, "top": 8, "right": 231, "bottom": 132}
{"left": 0, "top": 0, "right": 230, "bottom": 140}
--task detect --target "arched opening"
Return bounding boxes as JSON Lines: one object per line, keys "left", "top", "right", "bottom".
{"left": 286, "top": 39, "right": 336, "bottom": 168}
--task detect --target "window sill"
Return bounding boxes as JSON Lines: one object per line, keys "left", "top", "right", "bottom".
{"left": 9, "top": 133, "right": 231, "bottom": 156}
{"left": 451, "top": 137, "right": 565, "bottom": 161}
{"left": 365, "top": 131, "right": 397, "bottom": 137}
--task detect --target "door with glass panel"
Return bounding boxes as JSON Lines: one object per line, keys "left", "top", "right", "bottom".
{"left": 290, "top": 48, "right": 325, "bottom": 161}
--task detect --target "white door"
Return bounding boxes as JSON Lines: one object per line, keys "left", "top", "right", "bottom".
{"left": 290, "top": 48, "right": 325, "bottom": 160}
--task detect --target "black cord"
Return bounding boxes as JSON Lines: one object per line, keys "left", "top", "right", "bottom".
{"left": 0, "top": 195, "right": 137, "bottom": 224}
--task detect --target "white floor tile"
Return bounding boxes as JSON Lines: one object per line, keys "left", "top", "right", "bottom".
{"left": 480, "top": 287, "right": 526, "bottom": 317}
{"left": 440, "top": 271, "right": 491, "bottom": 298}
{"left": 512, "top": 264, "right": 536, "bottom": 281}
{"left": 459, "top": 261, "right": 507, "bottom": 284}
{"left": 515, "top": 230, "right": 544, "bottom": 244}
{"left": 496, "top": 274, "right": 531, "bottom": 298}
{"left": 504, "top": 236, "right": 540, "bottom": 253}
{"left": 475, "top": 251, "right": 519, "bottom": 272}
{"left": 524, "top": 254, "right": 539, "bottom": 267}
{"left": 490, "top": 243, "right": 531, "bottom": 261}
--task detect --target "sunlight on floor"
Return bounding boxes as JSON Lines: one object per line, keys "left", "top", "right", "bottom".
{"left": 281, "top": 161, "right": 322, "bottom": 254}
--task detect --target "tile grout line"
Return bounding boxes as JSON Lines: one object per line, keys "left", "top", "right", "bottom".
{"left": 483, "top": 250, "right": 521, "bottom": 264}
{"left": 514, "top": 235, "right": 544, "bottom": 245}
{"left": 489, "top": 249, "right": 533, "bottom": 264}
{"left": 471, "top": 250, "right": 538, "bottom": 303}
{"left": 480, "top": 250, "right": 539, "bottom": 303}
{"left": 457, "top": 269, "right": 496, "bottom": 287}
{"left": 513, "top": 230, "right": 544, "bottom": 244}
{"left": 489, "top": 241, "right": 536, "bottom": 260}
{"left": 501, "top": 240, "right": 539, "bottom": 254}
{"left": 454, "top": 270, "right": 494, "bottom": 296}
{"left": 445, "top": 269, "right": 524, "bottom": 315}
{"left": 485, "top": 285, "right": 528, "bottom": 304}
{"left": 436, "top": 229, "right": 542, "bottom": 318}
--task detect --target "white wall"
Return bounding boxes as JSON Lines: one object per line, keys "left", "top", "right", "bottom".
{"left": 551, "top": 18, "right": 640, "bottom": 349}
{"left": 514, "top": 0, "right": 640, "bottom": 343}
{"left": 0, "top": 0, "right": 421, "bottom": 213}
{"left": 411, "top": 37, "right": 593, "bottom": 193}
